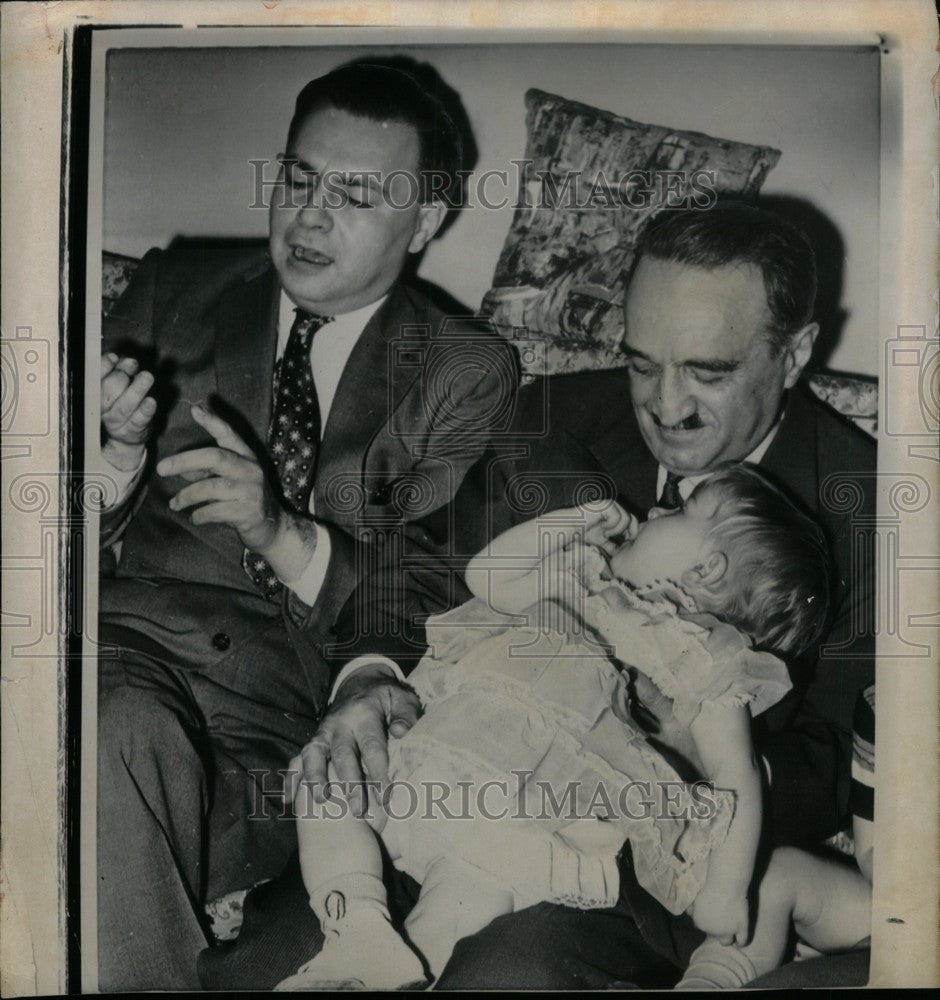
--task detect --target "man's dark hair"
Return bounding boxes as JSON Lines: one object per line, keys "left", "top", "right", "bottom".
{"left": 287, "top": 61, "right": 464, "bottom": 204}
{"left": 634, "top": 202, "right": 818, "bottom": 351}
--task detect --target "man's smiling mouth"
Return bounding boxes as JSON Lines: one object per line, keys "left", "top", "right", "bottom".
{"left": 652, "top": 413, "right": 704, "bottom": 432}
{"left": 290, "top": 245, "right": 334, "bottom": 266}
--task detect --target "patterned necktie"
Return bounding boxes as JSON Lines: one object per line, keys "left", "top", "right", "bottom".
{"left": 657, "top": 470, "right": 684, "bottom": 510}
{"left": 244, "top": 309, "right": 332, "bottom": 599}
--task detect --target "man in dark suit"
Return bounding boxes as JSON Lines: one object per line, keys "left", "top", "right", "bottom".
{"left": 267, "top": 202, "right": 874, "bottom": 989}
{"left": 96, "top": 62, "right": 517, "bottom": 990}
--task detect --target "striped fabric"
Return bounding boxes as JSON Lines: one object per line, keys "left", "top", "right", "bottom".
{"left": 849, "top": 684, "right": 875, "bottom": 823}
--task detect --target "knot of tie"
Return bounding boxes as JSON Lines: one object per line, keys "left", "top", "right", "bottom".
{"left": 293, "top": 310, "right": 333, "bottom": 347}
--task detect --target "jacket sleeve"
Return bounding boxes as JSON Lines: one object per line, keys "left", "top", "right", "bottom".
{"left": 757, "top": 497, "right": 876, "bottom": 847}
{"left": 284, "top": 326, "right": 521, "bottom": 656}
{"left": 320, "top": 440, "right": 529, "bottom": 685}
{"left": 99, "top": 249, "right": 162, "bottom": 552}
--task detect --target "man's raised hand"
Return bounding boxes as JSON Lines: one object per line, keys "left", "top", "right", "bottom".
{"left": 156, "top": 405, "right": 282, "bottom": 549}
{"left": 101, "top": 353, "right": 158, "bottom": 471}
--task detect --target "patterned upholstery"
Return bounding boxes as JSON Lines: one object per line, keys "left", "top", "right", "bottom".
{"left": 101, "top": 251, "right": 141, "bottom": 316}
{"left": 481, "top": 89, "right": 782, "bottom": 373}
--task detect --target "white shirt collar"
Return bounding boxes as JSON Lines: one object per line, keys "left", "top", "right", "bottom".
{"left": 655, "top": 417, "right": 782, "bottom": 506}
{"left": 276, "top": 290, "right": 388, "bottom": 429}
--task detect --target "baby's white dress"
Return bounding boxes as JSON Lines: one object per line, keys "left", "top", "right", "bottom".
{"left": 383, "top": 542, "right": 792, "bottom": 916}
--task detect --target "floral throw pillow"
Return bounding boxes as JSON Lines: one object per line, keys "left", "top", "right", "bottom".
{"left": 482, "top": 89, "right": 781, "bottom": 375}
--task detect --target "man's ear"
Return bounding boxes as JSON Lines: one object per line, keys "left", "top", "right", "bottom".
{"left": 782, "top": 321, "right": 819, "bottom": 389}
{"left": 408, "top": 200, "right": 448, "bottom": 254}
{"left": 682, "top": 550, "right": 728, "bottom": 592}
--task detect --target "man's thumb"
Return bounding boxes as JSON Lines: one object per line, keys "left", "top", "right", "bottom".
{"left": 388, "top": 688, "right": 419, "bottom": 737}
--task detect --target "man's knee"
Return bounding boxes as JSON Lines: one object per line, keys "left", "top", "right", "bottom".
{"left": 98, "top": 669, "right": 198, "bottom": 767}
{"left": 436, "top": 905, "right": 583, "bottom": 989}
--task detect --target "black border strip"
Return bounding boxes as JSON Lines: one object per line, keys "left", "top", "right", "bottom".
{"left": 64, "top": 22, "right": 92, "bottom": 994}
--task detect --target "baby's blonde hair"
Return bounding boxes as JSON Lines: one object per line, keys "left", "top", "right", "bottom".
{"left": 687, "top": 464, "right": 831, "bottom": 657}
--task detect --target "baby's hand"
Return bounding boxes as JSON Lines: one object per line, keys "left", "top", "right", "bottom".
{"left": 579, "top": 500, "right": 637, "bottom": 553}
{"left": 689, "top": 886, "right": 750, "bottom": 947}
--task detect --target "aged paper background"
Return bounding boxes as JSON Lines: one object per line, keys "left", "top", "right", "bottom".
{"left": 1, "top": 0, "right": 937, "bottom": 994}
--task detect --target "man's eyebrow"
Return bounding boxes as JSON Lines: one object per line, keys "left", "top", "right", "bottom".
{"left": 336, "top": 171, "right": 382, "bottom": 191}
{"left": 622, "top": 345, "right": 654, "bottom": 363}
{"left": 282, "top": 156, "right": 381, "bottom": 190}
{"left": 681, "top": 358, "right": 740, "bottom": 374}
{"left": 621, "top": 345, "right": 739, "bottom": 374}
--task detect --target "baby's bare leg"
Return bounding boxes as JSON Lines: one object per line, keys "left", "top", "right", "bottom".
{"left": 752, "top": 846, "right": 871, "bottom": 958}
{"left": 404, "top": 854, "right": 516, "bottom": 980}
{"left": 678, "top": 847, "right": 872, "bottom": 989}
{"left": 275, "top": 777, "right": 426, "bottom": 991}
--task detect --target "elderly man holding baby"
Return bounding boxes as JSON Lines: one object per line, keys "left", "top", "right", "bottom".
{"left": 224, "top": 202, "right": 874, "bottom": 991}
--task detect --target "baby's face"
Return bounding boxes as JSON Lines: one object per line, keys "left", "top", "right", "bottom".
{"left": 608, "top": 489, "right": 717, "bottom": 590}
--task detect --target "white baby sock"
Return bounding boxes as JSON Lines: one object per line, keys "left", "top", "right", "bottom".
{"left": 675, "top": 938, "right": 758, "bottom": 990}
{"left": 274, "top": 873, "right": 427, "bottom": 991}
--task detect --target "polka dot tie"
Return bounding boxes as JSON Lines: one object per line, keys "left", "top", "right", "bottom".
{"left": 244, "top": 310, "right": 332, "bottom": 599}
{"left": 657, "top": 471, "right": 684, "bottom": 511}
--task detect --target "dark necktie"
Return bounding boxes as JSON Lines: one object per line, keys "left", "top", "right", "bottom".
{"left": 244, "top": 309, "right": 332, "bottom": 599}
{"left": 657, "top": 470, "right": 684, "bottom": 510}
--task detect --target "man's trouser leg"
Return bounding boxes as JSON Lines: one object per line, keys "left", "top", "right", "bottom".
{"left": 96, "top": 629, "right": 320, "bottom": 991}
{"left": 97, "top": 647, "right": 210, "bottom": 990}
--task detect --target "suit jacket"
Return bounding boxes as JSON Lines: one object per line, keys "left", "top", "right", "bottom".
{"left": 333, "top": 367, "right": 876, "bottom": 846}
{"left": 100, "top": 245, "right": 518, "bottom": 714}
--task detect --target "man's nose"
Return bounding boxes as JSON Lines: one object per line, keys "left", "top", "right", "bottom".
{"left": 294, "top": 180, "right": 333, "bottom": 230}
{"left": 296, "top": 198, "right": 333, "bottom": 231}
{"left": 653, "top": 367, "right": 694, "bottom": 425}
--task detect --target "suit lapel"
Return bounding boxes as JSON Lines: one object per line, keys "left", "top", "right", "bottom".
{"left": 316, "top": 285, "right": 421, "bottom": 490}
{"left": 582, "top": 386, "right": 659, "bottom": 513}
{"left": 760, "top": 386, "right": 820, "bottom": 515}
{"left": 214, "top": 263, "right": 279, "bottom": 446}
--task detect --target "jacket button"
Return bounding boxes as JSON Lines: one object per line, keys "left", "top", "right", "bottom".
{"left": 212, "top": 632, "right": 231, "bottom": 652}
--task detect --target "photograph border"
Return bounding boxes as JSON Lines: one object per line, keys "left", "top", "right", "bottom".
{"left": 1, "top": 2, "right": 937, "bottom": 994}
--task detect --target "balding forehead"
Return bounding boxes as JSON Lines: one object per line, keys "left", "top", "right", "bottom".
{"left": 625, "top": 257, "right": 773, "bottom": 359}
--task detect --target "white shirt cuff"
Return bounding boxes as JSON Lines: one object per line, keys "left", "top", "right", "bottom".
{"left": 329, "top": 656, "right": 405, "bottom": 703}
{"left": 761, "top": 755, "right": 772, "bottom": 787}
{"left": 100, "top": 450, "right": 146, "bottom": 510}
{"left": 283, "top": 523, "right": 332, "bottom": 606}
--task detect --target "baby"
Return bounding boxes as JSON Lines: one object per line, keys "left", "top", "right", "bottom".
{"left": 276, "top": 464, "right": 868, "bottom": 990}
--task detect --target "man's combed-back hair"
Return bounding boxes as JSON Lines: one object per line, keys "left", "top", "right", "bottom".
{"left": 287, "top": 61, "right": 464, "bottom": 204}
{"left": 689, "top": 464, "right": 831, "bottom": 657}
{"left": 635, "top": 202, "right": 818, "bottom": 351}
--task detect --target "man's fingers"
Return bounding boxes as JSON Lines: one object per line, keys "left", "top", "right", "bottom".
{"left": 156, "top": 446, "right": 249, "bottom": 481}
{"left": 101, "top": 363, "right": 153, "bottom": 418}
{"left": 286, "top": 754, "right": 303, "bottom": 805}
{"left": 186, "top": 500, "right": 246, "bottom": 527}
{"left": 190, "top": 405, "right": 254, "bottom": 459}
{"left": 328, "top": 733, "right": 367, "bottom": 815}
{"left": 388, "top": 687, "right": 420, "bottom": 737}
{"left": 103, "top": 368, "right": 154, "bottom": 423}
{"left": 329, "top": 735, "right": 365, "bottom": 789}
{"left": 100, "top": 352, "right": 119, "bottom": 379}
{"left": 300, "top": 738, "right": 331, "bottom": 801}
{"left": 357, "top": 726, "right": 391, "bottom": 787}
{"left": 170, "top": 476, "right": 246, "bottom": 512}
{"left": 119, "top": 395, "right": 158, "bottom": 434}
